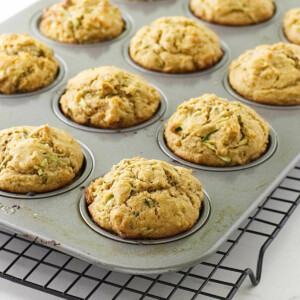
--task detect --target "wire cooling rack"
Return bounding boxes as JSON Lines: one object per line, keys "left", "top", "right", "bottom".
{"left": 0, "top": 160, "right": 299, "bottom": 300}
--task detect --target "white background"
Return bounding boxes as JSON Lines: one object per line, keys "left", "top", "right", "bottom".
{"left": 0, "top": 1, "right": 300, "bottom": 299}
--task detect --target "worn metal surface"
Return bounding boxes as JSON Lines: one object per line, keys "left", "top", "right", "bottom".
{"left": 0, "top": 0, "right": 299, "bottom": 274}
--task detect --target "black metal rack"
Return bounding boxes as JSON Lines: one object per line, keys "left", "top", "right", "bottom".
{"left": 0, "top": 161, "right": 299, "bottom": 300}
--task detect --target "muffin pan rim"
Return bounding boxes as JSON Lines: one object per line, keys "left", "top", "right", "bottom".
{"left": 0, "top": 141, "right": 94, "bottom": 199}
{"left": 157, "top": 123, "right": 278, "bottom": 172}
{"left": 0, "top": 54, "right": 66, "bottom": 99}
{"left": 29, "top": 8, "right": 134, "bottom": 48}
{"left": 278, "top": 21, "right": 291, "bottom": 44}
{"left": 222, "top": 70, "right": 300, "bottom": 110}
{"left": 185, "top": 0, "right": 280, "bottom": 28}
{"left": 79, "top": 188, "right": 211, "bottom": 245}
{"left": 123, "top": 39, "right": 230, "bottom": 78}
{"left": 52, "top": 85, "right": 168, "bottom": 133}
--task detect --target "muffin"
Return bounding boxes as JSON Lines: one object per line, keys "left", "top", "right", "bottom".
{"left": 40, "top": 0, "right": 125, "bottom": 44}
{"left": 0, "top": 125, "right": 84, "bottom": 194}
{"left": 129, "top": 16, "right": 223, "bottom": 73}
{"left": 0, "top": 33, "right": 58, "bottom": 95}
{"left": 85, "top": 157, "right": 203, "bottom": 239}
{"left": 164, "top": 94, "right": 270, "bottom": 167}
{"left": 229, "top": 42, "right": 300, "bottom": 105}
{"left": 284, "top": 8, "right": 300, "bottom": 45}
{"left": 60, "top": 66, "right": 161, "bottom": 129}
{"left": 190, "top": 0, "right": 275, "bottom": 26}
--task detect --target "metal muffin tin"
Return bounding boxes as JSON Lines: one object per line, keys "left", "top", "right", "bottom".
{"left": 0, "top": 0, "right": 299, "bottom": 275}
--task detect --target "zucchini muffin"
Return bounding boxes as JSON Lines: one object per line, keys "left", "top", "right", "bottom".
{"left": 60, "top": 66, "right": 161, "bottom": 129}
{"left": 0, "top": 33, "right": 58, "bottom": 95}
{"left": 229, "top": 42, "right": 300, "bottom": 105}
{"left": 129, "top": 16, "right": 223, "bottom": 73}
{"left": 284, "top": 8, "right": 300, "bottom": 45}
{"left": 0, "top": 125, "right": 84, "bottom": 194}
{"left": 40, "top": 0, "right": 125, "bottom": 44}
{"left": 86, "top": 157, "right": 203, "bottom": 239}
{"left": 190, "top": 0, "right": 275, "bottom": 26}
{"left": 164, "top": 94, "right": 270, "bottom": 167}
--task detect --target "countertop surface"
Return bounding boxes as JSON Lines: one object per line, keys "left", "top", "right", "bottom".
{"left": 0, "top": 1, "right": 299, "bottom": 299}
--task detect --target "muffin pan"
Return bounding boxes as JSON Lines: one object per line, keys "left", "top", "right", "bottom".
{"left": 0, "top": 0, "right": 299, "bottom": 274}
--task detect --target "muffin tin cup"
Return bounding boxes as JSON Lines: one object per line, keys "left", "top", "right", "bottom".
{"left": 0, "top": 54, "right": 66, "bottom": 99}
{"left": 52, "top": 86, "right": 167, "bottom": 133}
{"left": 123, "top": 40, "right": 230, "bottom": 78}
{"left": 222, "top": 71, "right": 300, "bottom": 110}
{"left": 184, "top": 0, "right": 280, "bottom": 28}
{"left": 0, "top": 141, "right": 94, "bottom": 199}
{"left": 30, "top": 9, "right": 133, "bottom": 48}
{"left": 79, "top": 188, "right": 211, "bottom": 245}
{"left": 157, "top": 123, "right": 278, "bottom": 172}
{"left": 278, "top": 22, "right": 290, "bottom": 43}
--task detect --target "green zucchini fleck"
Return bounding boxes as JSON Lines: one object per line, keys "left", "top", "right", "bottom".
{"left": 38, "top": 169, "right": 48, "bottom": 183}
{"left": 144, "top": 198, "right": 151, "bottom": 207}
{"left": 72, "top": 19, "right": 81, "bottom": 28}
{"left": 40, "top": 158, "right": 48, "bottom": 168}
{"left": 239, "top": 138, "right": 248, "bottom": 146}
{"left": 48, "top": 155, "right": 60, "bottom": 165}
{"left": 175, "top": 126, "right": 182, "bottom": 132}
{"left": 38, "top": 169, "right": 44, "bottom": 177}
{"left": 218, "top": 155, "right": 232, "bottom": 163}
{"left": 203, "top": 141, "right": 217, "bottom": 151}
{"left": 107, "top": 195, "right": 114, "bottom": 202}
{"left": 135, "top": 212, "right": 140, "bottom": 217}
{"left": 202, "top": 128, "right": 219, "bottom": 142}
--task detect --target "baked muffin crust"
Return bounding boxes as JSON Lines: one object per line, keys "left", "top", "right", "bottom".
{"left": 40, "top": 0, "right": 125, "bottom": 44}
{"left": 190, "top": 0, "right": 275, "bottom": 26}
{"left": 129, "top": 16, "right": 223, "bottom": 73}
{"left": 229, "top": 42, "right": 300, "bottom": 106}
{"left": 0, "top": 33, "right": 58, "bottom": 95}
{"left": 60, "top": 66, "right": 161, "bottom": 129}
{"left": 164, "top": 94, "right": 270, "bottom": 167}
{"left": 0, "top": 125, "right": 84, "bottom": 194}
{"left": 284, "top": 8, "right": 300, "bottom": 45}
{"left": 86, "top": 157, "right": 203, "bottom": 239}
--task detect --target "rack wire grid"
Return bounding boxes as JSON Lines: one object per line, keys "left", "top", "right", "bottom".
{"left": 0, "top": 159, "right": 299, "bottom": 300}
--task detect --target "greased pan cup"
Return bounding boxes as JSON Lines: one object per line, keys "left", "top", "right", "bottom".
{"left": 39, "top": 0, "right": 125, "bottom": 44}
{"left": 129, "top": 16, "right": 223, "bottom": 73}
{"left": 60, "top": 66, "right": 161, "bottom": 129}
{"left": 229, "top": 42, "right": 300, "bottom": 106}
{"left": 164, "top": 94, "right": 270, "bottom": 167}
{"left": 190, "top": 0, "right": 275, "bottom": 26}
{"left": 85, "top": 157, "right": 204, "bottom": 239}
{"left": 0, "top": 33, "right": 58, "bottom": 95}
{"left": 0, "top": 125, "right": 84, "bottom": 194}
{"left": 284, "top": 8, "right": 300, "bottom": 45}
